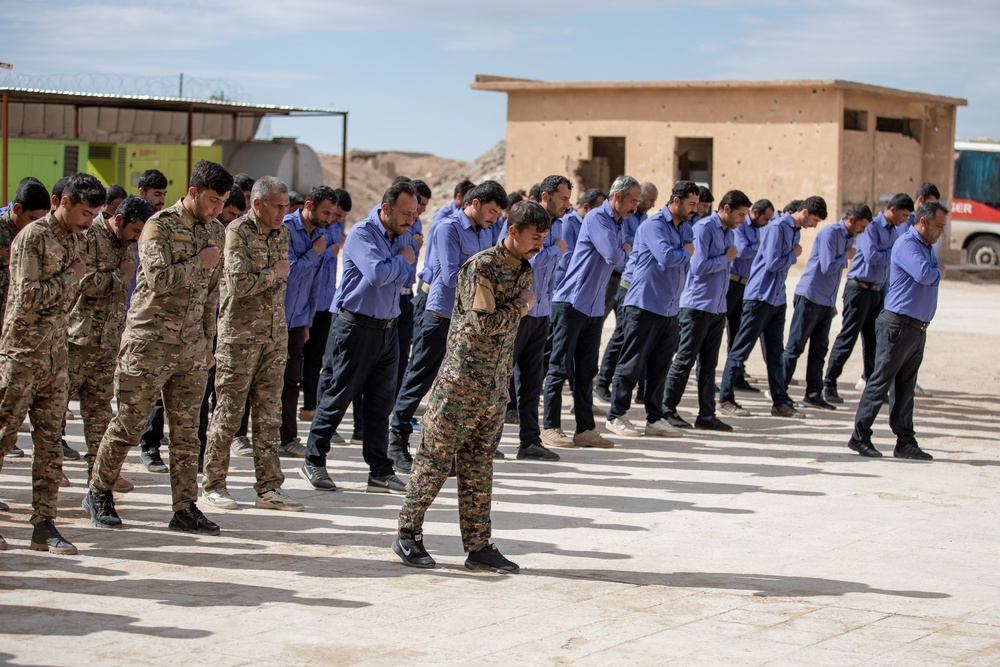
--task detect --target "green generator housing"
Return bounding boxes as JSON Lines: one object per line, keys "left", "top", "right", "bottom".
{"left": 3, "top": 138, "right": 90, "bottom": 203}
{"left": 87, "top": 142, "right": 224, "bottom": 199}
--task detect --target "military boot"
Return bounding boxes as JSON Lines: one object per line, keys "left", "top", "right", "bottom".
{"left": 387, "top": 431, "right": 413, "bottom": 474}
{"left": 30, "top": 518, "right": 78, "bottom": 554}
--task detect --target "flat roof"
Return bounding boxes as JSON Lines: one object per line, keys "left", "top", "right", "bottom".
{"left": 0, "top": 87, "right": 347, "bottom": 116}
{"left": 471, "top": 75, "right": 967, "bottom": 107}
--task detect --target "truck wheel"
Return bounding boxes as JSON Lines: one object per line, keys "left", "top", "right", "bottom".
{"left": 968, "top": 236, "right": 1000, "bottom": 266}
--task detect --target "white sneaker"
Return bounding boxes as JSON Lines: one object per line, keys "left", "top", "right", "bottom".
{"left": 605, "top": 416, "right": 642, "bottom": 437}
{"left": 645, "top": 419, "right": 683, "bottom": 438}
{"left": 203, "top": 488, "right": 238, "bottom": 510}
{"left": 914, "top": 383, "right": 933, "bottom": 397}
{"left": 540, "top": 427, "right": 575, "bottom": 447}
{"left": 855, "top": 377, "right": 866, "bottom": 391}
{"left": 255, "top": 488, "right": 304, "bottom": 512}
{"left": 573, "top": 429, "right": 614, "bottom": 448}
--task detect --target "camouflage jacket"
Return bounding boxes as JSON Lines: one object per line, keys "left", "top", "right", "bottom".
{"left": 125, "top": 199, "right": 224, "bottom": 346}
{"left": 435, "top": 241, "right": 533, "bottom": 398}
{"left": 217, "top": 210, "right": 289, "bottom": 346}
{"left": 0, "top": 212, "right": 82, "bottom": 363}
{"left": 67, "top": 216, "right": 138, "bottom": 350}
{"left": 0, "top": 210, "right": 19, "bottom": 325}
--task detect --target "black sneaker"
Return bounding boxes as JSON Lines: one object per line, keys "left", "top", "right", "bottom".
{"left": 392, "top": 535, "right": 436, "bottom": 568}
{"left": 61, "top": 440, "right": 81, "bottom": 461}
{"left": 0, "top": 500, "right": 8, "bottom": 512}
{"left": 666, "top": 412, "right": 693, "bottom": 429}
{"left": 803, "top": 393, "right": 836, "bottom": 410}
{"left": 494, "top": 449, "right": 506, "bottom": 459}
{"left": 168, "top": 503, "right": 221, "bottom": 536}
{"left": 6, "top": 445, "right": 24, "bottom": 458}
{"left": 734, "top": 377, "right": 761, "bottom": 393}
{"left": 83, "top": 490, "right": 123, "bottom": 529}
{"left": 299, "top": 462, "right": 337, "bottom": 491}
{"left": 465, "top": 543, "right": 519, "bottom": 574}
{"left": 594, "top": 383, "right": 612, "bottom": 402}
{"left": 387, "top": 431, "right": 413, "bottom": 474}
{"left": 694, "top": 416, "right": 733, "bottom": 432}
{"left": 823, "top": 385, "right": 844, "bottom": 404}
{"left": 848, "top": 440, "right": 883, "bottom": 458}
{"left": 504, "top": 409, "right": 519, "bottom": 425}
{"left": 517, "top": 442, "right": 560, "bottom": 461}
{"left": 30, "top": 518, "right": 77, "bottom": 554}
{"left": 139, "top": 447, "right": 168, "bottom": 473}
{"left": 894, "top": 443, "right": 933, "bottom": 460}
{"left": 367, "top": 473, "right": 407, "bottom": 494}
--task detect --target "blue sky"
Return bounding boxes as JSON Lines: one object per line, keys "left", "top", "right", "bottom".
{"left": 2, "top": 0, "right": 998, "bottom": 161}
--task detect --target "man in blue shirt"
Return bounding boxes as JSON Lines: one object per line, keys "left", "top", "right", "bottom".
{"left": 824, "top": 193, "right": 914, "bottom": 403}
{"left": 541, "top": 175, "right": 640, "bottom": 449}
{"left": 299, "top": 181, "right": 417, "bottom": 493}
{"left": 692, "top": 186, "right": 714, "bottom": 223}
{"left": 726, "top": 199, "right": 773, "bottom": 393}
{"left": 718, "top": 196, "right": 828, "bottom": 418}
{"left": 555, "top": 188, "right": 605, "bottom": 289}
{"left": 388, "top": 181, "right": 507, "bottom": 472}
{"left": 848, "top": 202, "right": 948, "bottom": 460}
{"left": 431, "top": 178, "right": 475, "bottom": 226}
{"left": 662, "top": 190, "right": 752, "bottom": 432}
{"left": 781, "top": 204, "right": 872, "bottom": 410}
{"left": 605, "top": 181, "right": 698, "bottom": 437}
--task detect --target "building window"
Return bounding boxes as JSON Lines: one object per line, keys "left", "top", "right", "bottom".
{"left": 576, "top": 136, "right": 626, "bottom": 191}
{"left": 875, "top": 116, "right": 921, "bottom": 141}
{"left": 676, "top": 138, "right": 713, "bottom": 188}
{"left": 844, "top": 109, "right": 868, "bottom": 131}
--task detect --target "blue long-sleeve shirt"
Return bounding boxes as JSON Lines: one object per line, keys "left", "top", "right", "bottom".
{"left": 884, "top": 226, "right": 942, "bottom": 323}
{"left": 846, "top": 211, "right": 900, "bottom": 286}
{"left": 731, "top": 214, "right": 764, "bottom": 279}
{"left": 744, "top": 213, "right": 800, "bottom": 307}
{"left": 680, "top": 212, "right": 734, "bottom": 314}
{"left": 498, "top": 217, "right": 564, "bottom": 317}
{"left": 332, "top": 211, "right": 415, "bottom": 320}
{"left": 425, "top": 209, "right": 493, "bottom": 318}
{"left": 553, "top": 200, "right": 628, "bottom": 318}
{"left": 284, "top": 209, "right": 327, "bottom": 328}
{"left": 622, "top": 205, "right": 692, "bottom": 317}
{"left": 418, "top": 218, "right": 446, "bottom": 285}
{"left": 311, "top": 219, "right": 344, "bottom": 314}
{"left": 794, "top": 220, "right": 854, "bottom": 308}
{"left": 554, "top": 209, "right": 583, "bottom": 288}
{"left": 621, "top": 210, "right": 646, "bottom": 249}
{"left": 431, "top": 200, "right": 457, "bottom": 225}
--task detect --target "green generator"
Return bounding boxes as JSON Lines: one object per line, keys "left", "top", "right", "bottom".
{"left": 3, "top": 138, "right": 90, "bottom": 203}
{"left": 88, "top": 142, "right": 224, "bottom": 199}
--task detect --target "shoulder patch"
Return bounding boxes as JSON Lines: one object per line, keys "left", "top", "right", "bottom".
{"left": 140, "top": 221, "right": 161, "bottom": 242}
{"left": 472, "top": 278, "right": 497, "bottom": 313}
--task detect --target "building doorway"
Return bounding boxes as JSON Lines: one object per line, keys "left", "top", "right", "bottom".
{"left": 577, "top": 136, "right": 626, "bottom": 191}
{"left": 676, "top": 137, "right": 713, "bottom": 188}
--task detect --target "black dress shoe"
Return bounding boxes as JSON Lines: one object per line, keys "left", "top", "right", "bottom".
{"left": 803, "top": 393, "right": 836, "bottom": 410}
{"left": 61, "top": 440, "right": 81, "bottom": 461}
{"left": 168, "top": 503, "right": 220, "bottom": 536}
{"left": 30, "top": 518, "right": 78, "bottom": 554}
{"left": 666, "top": 412, "right": 693, "bottom": 429}
{"left": 823, "top": 386, "right": 844, "bottom": 404}
{"left": 493, "top": 449, "right": 505, "bottom": 459}
{"left": 848, "top": 440, "right": 883, "bottom": 458}
{"left": 733, "top": 377, "right": 761, "bottom": 393}
{"left": 594, "top": 383, "right": 612, "bottom": 402}
{"left": 392, "top": 535, "right": 436, "bottom": 568}
{"left": 0, "top": 500, "right": 9, "bottom": 512}
{"left": 83, "top": 490, "right": 123, "bottom": 528}
{"left": 894, "top": 443, "right": 933, "bottom": 460}
{"left": 139, "top": 448, "right": 168, "bottom": 473}
{"left": 694, "top": 417, "right": 733, "bottom": 432}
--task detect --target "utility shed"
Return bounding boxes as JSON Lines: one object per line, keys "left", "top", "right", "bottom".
{"left": 472, "top": 75, "right": 966, "bottom": 219}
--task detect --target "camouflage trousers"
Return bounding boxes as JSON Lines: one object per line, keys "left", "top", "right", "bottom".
{"left": 90, "top": 336, "right": 207, "bottom": 512}
{"left": 398, "top": 380, "right": 506, "bottom": 552}
{"left": 0, "top": 352, "right": 69, "bottom": 524}
{"left": 65, "top": 343, "right": 117, "bottom": 468}
{"left": 203, "top": 341, "right": 286, "bottom": 494}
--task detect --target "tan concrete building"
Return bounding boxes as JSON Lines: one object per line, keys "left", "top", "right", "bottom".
{"left": 472, "top": 75, "right": 966, "bottom": 233}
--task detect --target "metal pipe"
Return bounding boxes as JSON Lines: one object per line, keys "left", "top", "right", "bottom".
{"left": 341, "top": 112, "right": 348, "bottom": 189}
{"left": 187, "top": 103, "right": 194, "bottom": 185}
{"left": 1, "top": 90, "right": 8, "bottom": 206}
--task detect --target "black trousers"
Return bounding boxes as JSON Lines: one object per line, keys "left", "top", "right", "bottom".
{"left": 602, "top": 271, "right": 621, "bottom": 322}
{"left": 305, "top": 315, "right": 398, "bottom": 476}
{"left": 665, "top": 308, "right": 726, "bottom": 420}
{"left": 607, "top": 306, "right": 679, "bottom": 423}
{"left": 512, "top": 315, "right": 550, "bottom": 446}
{"left": 597, "top": 284, "right": 628, "bottom": 389}
{"left": 849, "top": 311, "right": 925, "bottom": 448}
{"left": 279, "top": 326, "right": 308, "bottom": 445}
{"left": 301, "top": 309, "right": 333, "bottom": 411}
{"left": 719, "top": 300, "right": 790, "bottom": 406}
{"left": 139, "top": 396, "right": 164, "bottom": 453}
{"left": 197, "top": 337, "right": 218, "bottom": 454}
{"left": 726, "top": 278, "right": 750, "bottom": 383}
{"left": 782, "top": 294, "right": 834, "bottom": 397}
{"left": 391, "top": 309, "right": 450, "bottom": 436}
{"left": 825, "top": 283, "right": 883, "bottom": 388}
{"left": 396, "top": 291, "right": 416, "bottom": 392}
{"left": 543, "top": 302, "right": 603, "bottom": 433}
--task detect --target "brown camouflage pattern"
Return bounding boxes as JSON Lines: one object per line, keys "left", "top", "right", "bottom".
{"left": 0, "top": 210, "right": 19, "bottom": 326}
{"left": 66, "top": 343, "right": 117, "bottom": 466}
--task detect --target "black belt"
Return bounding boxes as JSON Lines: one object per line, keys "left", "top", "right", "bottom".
{"left": 887, "top": 311, "right": 929, "bottom": 331}
{"left": 847, "top": 279, "right": 883, "bottom": 292}
{"left": 729, "top": 274, "right": 748, "bottom": 285}
{"left": 340, "top": 310, "right": 397, "bottom": 330}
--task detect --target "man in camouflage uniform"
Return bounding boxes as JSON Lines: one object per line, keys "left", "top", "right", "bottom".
{"left": 63, "top": 196, "right": 154, "bottom": 490}
{"left": 0, "top": 178, "right": 52, "bottom": 325}
{"left": 0, "top": 173, "right": 104, "bottom": 554}
{"left": 84, "top": 160, "right": 232, "bottom": 536}
{"left": 394, "top": 199, "right": 550, "bottom": 574}
{"left": 201, "top": 176, "right": 304, "bottom": 512}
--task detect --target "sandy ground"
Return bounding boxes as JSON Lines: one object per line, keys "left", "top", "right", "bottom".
{"left": 1, "top": 273, "right": 998, "bottom": 666}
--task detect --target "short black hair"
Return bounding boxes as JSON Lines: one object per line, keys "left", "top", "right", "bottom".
{"left": 106, "top": 183, "right": 127, "bottom": 202}
{"left": 507, "top": 199, "right": 551, "bottom": 234}
{"left": 540, "top": 175, "right": 572, "bottom": 196}
{"left": 52, "top": 176, "right": 71, "bottom": 201}
{"left": 671, "top": 180, "right": 700, "bottom": 203}
{"left": 888, "top": 193, "right": 915, "bottom": 213}
{"left": 137, "top": 169, "right": 167, "bottom": 191}
{"left": 307, "top": 185, "right": 338, "bottom": 207}
{"left": 64, "top": 173, "right": 107, "bottom": 208}
{"left": 802, "top": 196, "right": 828, "bottom": 220}
{"left": 719, "top": 190, "right": 752, "bottom": 211}
{"left": 464, "top": 180, "right": 508, "bottom": 209}
{"left": 333, "top": 188, "right": 353, "bottom": 212}
{"left": 783, "top": 200, "right": 803, "bottom": 215}
{"left": 233, "top": 173, "right": 256, "bottom": 192}
{"left": 382, "top": 180, "right": 418, "bottom": 207}
{"left": 189, "top": 160, "right": 234, "bottom": 196}
{"left": 453, "top": 179, "right": 475, "bottom": 198}
{"left": 916, "top": 182, "right": 941, "bottom": 200}
{"left": 225, "top": 184, "right": 246, "bottom": 211}
{"left": 116, "top": 195, "right": 155, "bottom": 225}
{"left": 14, "top": 180, "right": 50, "bottom": 211}
{"left": 751, "top": 198, "right": 774, "bottom": 215}
{"left": 698, "top": 185, "right": 714, "bottom": 204}
{"left": 391, "top": 175, "right": 412, "bottom": 186}
{"left": 916, "top": 200, "right": 948, "bottom": 225}
{"left": 507, "top": 191, "right": 526, "bottom": 209}
{"left": 845, "top": 203, "right": 873, "bottom": 222}
{"left": 528, "top": 183, "right": 542, "bottom": 201}
{"left": 289, "top": 190, "right": 304, "bottom": 206}
{"left": 578, "top": 188, "right": 605, "bottom": 207}
{"left": 412, "top": 179, "right": 432, "bottom": 200}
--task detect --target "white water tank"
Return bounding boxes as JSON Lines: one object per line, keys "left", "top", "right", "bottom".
{"left": 212, "top": 138, "right": 324, "bottom": 193}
